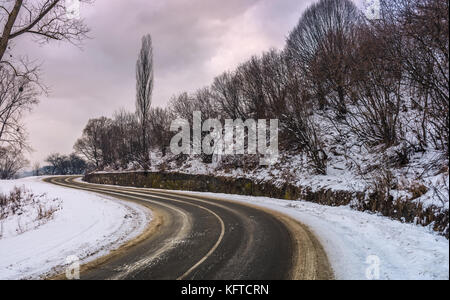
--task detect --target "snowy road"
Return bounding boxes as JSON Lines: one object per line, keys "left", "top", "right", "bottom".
{"left": 45, "top": 176, "right": 333, "bottom": 280}
{"left": 71, "top": 177, "right": 449, "bottom": 280}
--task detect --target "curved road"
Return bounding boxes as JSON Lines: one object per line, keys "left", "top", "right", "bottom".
{"left": 45, "top": 176, "right": 333, "bottom": 280}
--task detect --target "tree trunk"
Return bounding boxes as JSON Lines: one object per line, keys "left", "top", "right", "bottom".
{"left": 0, "top": 0, "right": 23, "bottom": 62}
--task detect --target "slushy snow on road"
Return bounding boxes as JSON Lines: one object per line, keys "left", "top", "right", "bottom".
{"left": 0, "top": 177, "right": 151, "bottom": 280}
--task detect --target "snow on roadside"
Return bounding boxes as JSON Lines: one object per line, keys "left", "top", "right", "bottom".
{"left": 171, "top": 190, "right": 449, "bottom": 280}
{"left": 0, "top": 177, "right": 151, "bottom": 280}
{"left": 0, "top": 187, "right": 62, "bottom": 239}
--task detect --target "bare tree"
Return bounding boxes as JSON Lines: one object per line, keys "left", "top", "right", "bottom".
{"left": 285, "top": 0, "right": 362, "bottom": 115}
{"left": 260, "top": 49, "right": 289, "bottom": 118}
{"left": 44, "top": 152, "right": 86, "bottom": 175}
{"left": 211, "top": 71, "right": 246, "bottom": 120}
{"left": 112, "top": 109, "right": 140, "bottom": 169}
{"left": 397, "top": 0, "right": 449, "bottom": 154}
{"left": 0, "top": 66, "right": 38, "bottom": 150}
{"left": 281, "top": 60, "right": 328, "bottom": 175}
{"left": 1, "top": 0, "right": 93, "bottom": 171}
{"left": 136, "top": 34, "right": 154, "bottom": 169}
{"left": 32, "top": 161, "right": 40, "bottom": 176}
{"left": 149, "top": 107, "right": 173, "bottom": 156}
{"left": 74, "top": 117, "right": 111, "bottom": 168}
{"left": 0, "top": 0, "right": 92, "bottom": 69}
{"left": 236, "top": 56, "right": 267, "bottom": 119}
{"left": 169, "top": 92, "right": 194, "bottom": 121}
{"left": 45, "top": 153, "right": 62, "bottom": 175}
{"left": 342, "top": 22, "right": 404, "bottom": 148}
{"left": 0, "top": 145, "right": 28, "bottom": 179}
{"left": 74, "top": 112, "right": 144, "bottom": 171}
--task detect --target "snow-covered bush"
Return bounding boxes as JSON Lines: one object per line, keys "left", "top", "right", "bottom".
{"left": 0, "top": 186, "right": 61, "bottom": 238}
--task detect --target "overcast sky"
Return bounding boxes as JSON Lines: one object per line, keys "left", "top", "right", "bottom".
{"left": 17, "top": 0, "right": 363, "bottom": 164}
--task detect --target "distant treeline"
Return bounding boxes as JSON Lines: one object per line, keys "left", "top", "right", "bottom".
{"left": 34, "top": 153, "right": 88, "bottom": 176}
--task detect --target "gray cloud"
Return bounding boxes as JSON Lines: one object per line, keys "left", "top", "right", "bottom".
{"left": 16, "top": 0, "right": 348, "bottom": 164}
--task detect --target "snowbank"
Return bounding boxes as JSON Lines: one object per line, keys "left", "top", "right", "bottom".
{"left": 0, "top": 177, "right": 151, "bottom": 280}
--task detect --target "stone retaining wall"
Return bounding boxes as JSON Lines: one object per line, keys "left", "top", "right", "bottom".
{"left": 84, "top": 172, "right": 449, "bottom": 238}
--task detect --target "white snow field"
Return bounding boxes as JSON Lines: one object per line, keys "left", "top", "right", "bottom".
{"left": 171, "top": 189, "right": 449, "bottom": 280}
{"left": 0, "top": 177, "right": 151, "bottom": 280}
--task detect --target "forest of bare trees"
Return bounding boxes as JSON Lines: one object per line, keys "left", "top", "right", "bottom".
{"left": 73, "top": 0, "right": 448, "bottom": 178}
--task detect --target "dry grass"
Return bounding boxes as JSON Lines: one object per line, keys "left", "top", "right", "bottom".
{"left": 0, "top": 186, "right": 61, "bottom": 237}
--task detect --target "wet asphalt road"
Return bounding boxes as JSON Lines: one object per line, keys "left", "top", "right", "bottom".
{"left": 45, "top": 176, "right": 333, "bottom": 280}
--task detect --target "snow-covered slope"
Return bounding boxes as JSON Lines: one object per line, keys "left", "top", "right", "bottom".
{"left": 0, "top": 177, "right": 151, "bottom": 280}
